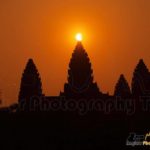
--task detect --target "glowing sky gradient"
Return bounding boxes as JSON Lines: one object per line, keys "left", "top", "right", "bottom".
{"left": 1, "top": 0, "right": 150, "bottom": 106}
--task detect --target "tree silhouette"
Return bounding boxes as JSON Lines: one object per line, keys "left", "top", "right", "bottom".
{"left": 114, "top": 74, "right": 131, "bottom": 98}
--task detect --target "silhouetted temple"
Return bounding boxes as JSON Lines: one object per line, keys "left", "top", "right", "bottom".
{"left": 18, "top": 59, "right": 43, "bottom": 110}
{"left": 16, "top": 42, "right": 150, "bottom": 113}
{"left": 114, "top": 74, "right": 131, "bottom": 98}
{"left": 1, "top": 42, "right": 150, "bottom": 150}
{"left": 60, "top": 42, "right": 101, "bottom": 98}
{"left": 132, "top": 59, "right": 150, "bottom": 97}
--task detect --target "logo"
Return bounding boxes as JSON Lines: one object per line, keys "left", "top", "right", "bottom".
{"left": 126, "top": 132, "right": 150, "bottom": 146}
{"left": 143, "top": 132, "right": 150, "bottom": 145}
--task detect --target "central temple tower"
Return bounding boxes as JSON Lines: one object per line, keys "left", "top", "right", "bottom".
{"left": 61, "top": 42, "right": 101, "bottom": 98}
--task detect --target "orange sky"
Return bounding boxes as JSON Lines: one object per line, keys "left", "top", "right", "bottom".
{"left": 1, "top": 0, "right": 150, "bottom": 106}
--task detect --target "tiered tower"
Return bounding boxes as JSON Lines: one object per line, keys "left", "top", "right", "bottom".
{"left": 61, "top": 42, "right": 101, "bottom": 98}
{"left": 114, "top": 74, "right": 131, "bottom": 98}
{"left": 132, "top": 59, "right": 150, "bottom": 97}
{"left": 18, "top": 59, "right": 43, "bottom": 104}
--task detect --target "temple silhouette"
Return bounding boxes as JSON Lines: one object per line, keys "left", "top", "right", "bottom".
{"left": 15, "top": 41, "right": 150, "bottom": 114}
{"left": 0, "top": 42, "right": 150, "bottom": 150}
{"left": 61, "top": 42, "right": 101, "bottom": 98}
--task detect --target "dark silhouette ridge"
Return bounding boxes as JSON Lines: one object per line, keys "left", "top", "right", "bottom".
{"left": 132, "top": 59, "right": 150, "bottom": 97}
{"left": 114, "top": 74, "right": 131, "bottom": 98}
{"left": 0, "top": 44, "right": 150, "bottom": 150}
{"left": 61, "top": 42, "right": 101, "bottom": 98}
{"left": 18, "top": 59, "right": 43, "bottom": 110}
{"left": 15, "top": 46, "right": 150, "bottom": 113}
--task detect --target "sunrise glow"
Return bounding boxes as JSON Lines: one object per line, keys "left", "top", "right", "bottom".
{"left": 75, "top": 33, "right": 82, "bottom": 41}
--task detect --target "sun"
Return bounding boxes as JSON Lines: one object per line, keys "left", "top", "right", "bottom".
{"left": 75, "top": 33, "right": 82, "bottom": 41}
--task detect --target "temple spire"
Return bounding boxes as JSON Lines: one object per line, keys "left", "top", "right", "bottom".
{"left": 132, "top": 59, "right": 150, "bottom": 96}
{"left": 62, "top": 42, "right": 100, "bottom": 98}
{"left": 75, "top": 41, "right": 84, "bottom": 51}
{"left": 114, "top": 74, "right": 131, "bottom": 97}
{"left": 18, "top": 58, "right": 43, "bottom": 103}
{"left": 68, "top": 42, "right": 93, "bottom": 91}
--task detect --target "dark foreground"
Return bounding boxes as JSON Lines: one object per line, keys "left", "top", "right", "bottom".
{"left": 0, "top": 111, "right": 150, "bottom": 150}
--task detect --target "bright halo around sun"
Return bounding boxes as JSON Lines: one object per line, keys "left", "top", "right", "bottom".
{"left": 75, "top": 33, "right": 82, "bottom": 41}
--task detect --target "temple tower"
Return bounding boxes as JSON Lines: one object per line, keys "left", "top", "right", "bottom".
{"left": 61, "top": 42, "right": 101, "bottom": 98}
